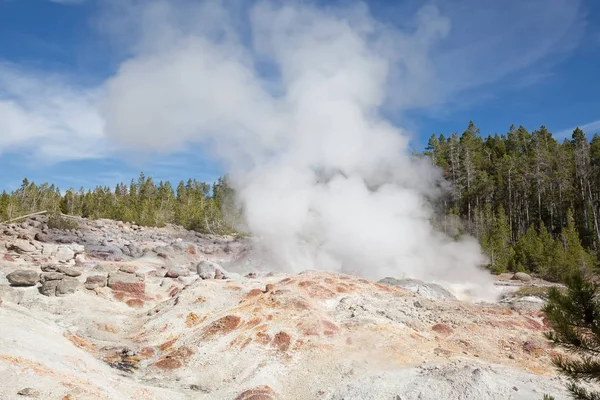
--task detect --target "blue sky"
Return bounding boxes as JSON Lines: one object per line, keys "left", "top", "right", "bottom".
{"left": 0, "top": 0, "right": 599, "bottom": 191}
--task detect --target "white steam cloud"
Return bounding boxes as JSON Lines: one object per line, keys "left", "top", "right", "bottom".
{"left": 101, "top": 1, "right": 499, "bottom": 299}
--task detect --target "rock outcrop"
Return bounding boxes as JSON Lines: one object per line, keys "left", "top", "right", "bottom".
{"left": 6, "top": 270, "right": 39, "bottom": 286}
{"left": 0, "top": 215, "right": 576, "bottom": 399}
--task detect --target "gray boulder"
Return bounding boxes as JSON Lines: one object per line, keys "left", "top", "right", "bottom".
{"left": 59, "top": 266, "right": 82, "bottom": 277}
{"left": 6, "top": 270, "right": 40, "bottom": 286}
{"left": 34, "top": 232, "right": 50, "bottom": 242}
{"left": 40, "top": 275, "right": 79, "bottom": 296}
{"left": 153, "top": 245, "right": 176, "bottom": 260}
{"left": 8, "top": 240, "right": 36, "bottom": 254}
{"left": 166, "top": 266, "right": 191, "bottom": 278}
{"left": 56, "top": 277, "right": 79, "bottom": 296}
{"left": 378, "top": 277, "right": 456, "bottom": 300}
{"left": 196, "top": 260, "right": 226, "bottom": 279}
{"left": 40, "top": 264, "right": 60, "bottom": 272}
{"left": 17, "top": 387, "right": 41, "bottom": 397}
{"left": 84, "top": 275, "right": 107, "bottom": 290}
{"left": 40, "top": 280, "right": 60, "bottom": 296}
{"left": 512, "top": 272, "right": 532, "bottom": 282}
{"left": 40, "top": 272, "right": 64, "bottom": 283}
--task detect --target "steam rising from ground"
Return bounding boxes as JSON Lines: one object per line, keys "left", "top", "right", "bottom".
{"left": 101, "top": 1, "right": 496, "bottom": 300}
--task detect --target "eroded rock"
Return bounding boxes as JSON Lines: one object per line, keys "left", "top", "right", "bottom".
{"left": 512, "top": 272, "right": 532, "bottom": 282}
{"left": 40, "top": 280, "right": 60, "bottom": 296}
{"left": 17, "top": 387, "right": 41, "bottom": 397}
{"left": 196, "top": 260, "right": 226, "bottom": 279}
{"left": 8, "top": 240, "right": 36, "bottom": 254}
{"left": 40, "top": 272, "right": 64, "bottom": 282}
{"left": 85, "top": 275, "right": 107, "bottom": 290}
{"left": 57, "top": 277, "right": 80, "bottom": 296}
{"left": 166, "top": 266, "right": 190, "bottom": 278}
{"left": 108, "top": 272, "right": 145, "bottom": 295}
{"left": 7, "top": 270, "right": 39, "bottom": 286}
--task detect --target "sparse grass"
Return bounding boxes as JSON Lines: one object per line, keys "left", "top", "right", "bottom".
{"left": 514, "top": 285, "right": 564, "bottom": 299}
{"left": 47, "top": 214, "right": 79, "bottom": 230}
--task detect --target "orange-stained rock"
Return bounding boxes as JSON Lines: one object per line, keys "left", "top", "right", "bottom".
{"left": 153, "top": 358, "right": 182, "bottom": 370}
{"left": 432, "top": 323, "right": 454, "bottom": 336}
{"left": 185, "top": 312, "right": 202, "bottom": 328}
{"left": 256, "top": 332, "right": 271, "bottom": 345}
{"left": 126, "top": 299, "right": 145, "bottom": 308}
{"left": 246, "top": 289, "right": 263, "bottom": 298}
{"left": 235, "top": 385, "right": 277, "bottom": 400}
{"left": 171, "top": 347, "right": 194, "bottom": 359}
{"left": 245, "top": 317, "right": 262, "bottom": 328}
{"left": 272, "top": 331, "right": 291, "bottom": 351}
{"left": 158, "top": 338, "right": 178, "bottom": 351}
{"left": 108, "top": 272, "right": 145, "bottom": 295}
{"left": 139, "top": 347, "right": 155, "bottom": 359}
{"left": 203, "top": 315, "right": 242, "bottom": 338}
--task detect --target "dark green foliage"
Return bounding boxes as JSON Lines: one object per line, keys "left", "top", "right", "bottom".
{"left": 543, "top": 271, "right": 600, "bottom": 399}
{"left": 424, "top": 122, "right": 600, "bottom": 281}
{"left": 47, "top": 214, "right": 79, "bottom": 231}
{"left": 0, "top": 173, "right": 239, "bottom": 235}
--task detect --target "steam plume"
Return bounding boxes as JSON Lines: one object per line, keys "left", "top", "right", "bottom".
{"left": 101, "top": 1, "right": 496, "bottom": 300}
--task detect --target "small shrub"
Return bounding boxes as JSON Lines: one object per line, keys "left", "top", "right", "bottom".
{"left": 47, "top": 214, "right": 79, "bottom": 230}
{"left": 514, "top": 286, "right": 551, "bottom": 298}
{"left": 514, "top": 285, "right": 566, "bottom": 299}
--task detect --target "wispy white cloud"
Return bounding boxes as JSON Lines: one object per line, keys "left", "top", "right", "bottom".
{"left": 556, "top": 120, "right": 600, "bottom": 139}
{"left": 0, "top": 63, "right": 108, "bottom": 163}
{"left": 0, "top": 0, "right": 589, "bottom": 166}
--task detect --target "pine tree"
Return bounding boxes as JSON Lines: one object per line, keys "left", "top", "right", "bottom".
{"left": 561, "top": 210, "right": 596, "bottom": 278}
{"left": 482, "top": 205, "right": 515, "bottom": 274}
{"left": 543, "top": 271, "right": 600, "bottom": 400}
{"left": 513, "top": 224, "right": 544, "bottom": 273}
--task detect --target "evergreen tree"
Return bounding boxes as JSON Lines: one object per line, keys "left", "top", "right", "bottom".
{"left": 482, "top": 205, "right": 514, "bottom": 274}
{"left": 561, "top": 210, "right": 596, "bottom": 278}
{"left": 543, "top": 271, "right": 600, "bottom": 400}
{"left": 513, "top": 225, "right": 544, "bottom": 273}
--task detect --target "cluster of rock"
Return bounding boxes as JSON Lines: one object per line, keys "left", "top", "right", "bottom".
{"left": 5, "top": 259, "right": 240, "bottom": 302}
{"left": 0, "top": 215, "right": 252, "bottom": 309}
{"left": 1, "top": 214, "right": 245, "bottom": 265}
{"left": 6, "top": 263, "right": 84, "bottom": 295}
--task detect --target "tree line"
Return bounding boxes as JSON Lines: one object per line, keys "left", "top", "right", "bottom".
{"left": 1, "top": 121, "right": 598, "bottom": 281}
{"left": 424, "top": 122, "right": 599, "bottom": 281}
{"left": 0, "top": 174, "right": 239, "bottom": 235}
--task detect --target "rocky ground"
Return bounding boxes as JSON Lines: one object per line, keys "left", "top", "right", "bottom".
{"left": 0, "top": 215, "right": 577, "bottom": 399}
